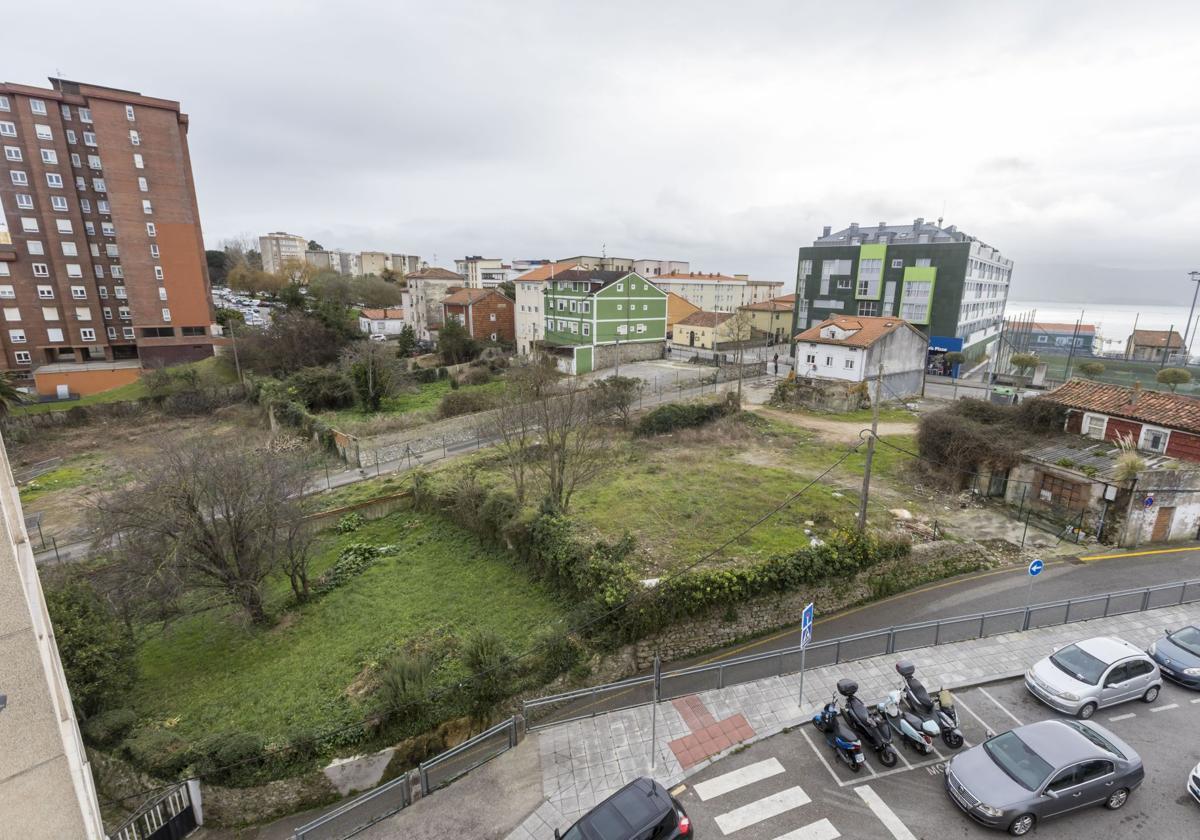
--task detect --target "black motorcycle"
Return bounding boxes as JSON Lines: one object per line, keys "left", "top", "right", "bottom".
{"left": 897, "top": 660, "right": 964, "bottom": 749}
{"left": 838, "top": 678, "right": 898, "bottom": 767}
{"left": 812, "top": 693, "right": 866, "bottom": 771}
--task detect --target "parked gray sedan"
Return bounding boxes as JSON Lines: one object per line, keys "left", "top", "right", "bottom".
{"left": 945, "top": 719, "right": 1143, "bottom": 835}
{"left": 1025, "top": 636, "right": 1161, "bottom": 719}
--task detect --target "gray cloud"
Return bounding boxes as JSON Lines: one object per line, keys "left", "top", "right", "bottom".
{"left": 9, "top": 0, "right": 1200, "bottom": 302}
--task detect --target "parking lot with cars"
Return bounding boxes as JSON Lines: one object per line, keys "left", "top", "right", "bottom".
{"left": 676, "top": 673, "right": 1200, "bottom": 839}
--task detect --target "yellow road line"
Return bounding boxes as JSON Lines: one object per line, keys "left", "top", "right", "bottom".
{"left": 1081, "top": 545, "right": 1200, "bottom": 562}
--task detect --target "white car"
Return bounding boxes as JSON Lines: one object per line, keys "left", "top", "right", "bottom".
{"left": 1189, "top": 761, "right": 1200, "bottom": 805}
{"left": 1026, "top": 637, "right": 1162, "bottom": 719}
{"left": 369, "top": 333, "right": 388, "bottom": 342}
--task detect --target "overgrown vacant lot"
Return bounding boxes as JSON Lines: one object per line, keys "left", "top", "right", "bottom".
{"left": 130, "top": 511, "right": 565, "bottom": 745}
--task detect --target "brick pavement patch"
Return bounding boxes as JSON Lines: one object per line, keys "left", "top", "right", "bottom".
{"left": 668, "top": 696, "right": 755, "bottom": 768}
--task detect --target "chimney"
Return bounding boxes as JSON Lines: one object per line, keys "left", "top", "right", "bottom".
{"left": 822, "top": 225, "right": 832, "bottom": 237}
{"left": 849, "top": 222, "right": 859, "bottom": 233}
{"left": 878, "top": 221, "right": 887, "bottom": 230}
{"left": 1131, "top": 381, "right": 1142, "bottom": 405}
{"left": 913, "top": 217, "right": 924, "bottom": 231}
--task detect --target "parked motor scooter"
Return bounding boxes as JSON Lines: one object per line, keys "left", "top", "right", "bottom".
{"left": 896, "top": 660, "right": 964, "bottom": 749}
{"left": 876, "top": 689, "right": 938, "bottom": 755}
{"left": 837, "top": 678, "right": 898, "bottom": 767}
{"left": 812, "top": 694, "right": 866, "bottom": 771}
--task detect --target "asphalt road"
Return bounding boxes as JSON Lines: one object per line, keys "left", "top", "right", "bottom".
{"left": 677, "top": 674, "right": 1200, "bottom": 839}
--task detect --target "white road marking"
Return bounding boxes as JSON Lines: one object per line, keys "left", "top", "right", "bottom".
{"left": 800, "top": 727, "right": 847, "bottom": 787}
{"left": 854, "top": 784, "right": 917, "bottom": 840}
{"left": 694, "top": 758, "right": 785, "bottom": 801}
{"left": 1191, "top": 698, "right": 1200, "bottom": 704}
{"left": 977, "top": 687, "right": 1023, "bottom": 726}
{"left": 955, "top": 695, "right": 998, "bottom": 738}
{"left": 715, "top": 786, "right": 811, "bottom": 835}
{"left": 1108, "top": 713, "right": 1136, "bottom": 721}
{"left": 1150, "top": 703, "right": 1180, "bottom": 713}
{"left": 772, "top": 818, "right": 841, "bottom": 840}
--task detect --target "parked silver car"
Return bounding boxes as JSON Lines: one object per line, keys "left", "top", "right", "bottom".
{"left": 1189, "top": 760, "right": 1200, "bottom": 805}
{"left": 945, "top": 719, "right": 1143, "bottom": 836}
{"left": 1025, "top": 636, "right": 1161, "bottom": 719}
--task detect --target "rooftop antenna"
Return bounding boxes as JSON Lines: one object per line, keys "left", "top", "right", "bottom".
{"left": 937, "top": 200, "right": 946, "bottom": 229}
{"left": 602, "top": 243, "right": 607, "bottom": 258}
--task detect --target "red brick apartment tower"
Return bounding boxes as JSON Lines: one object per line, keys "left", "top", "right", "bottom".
{"left": 0, "top": 78, "right": 214, "bottom": 394}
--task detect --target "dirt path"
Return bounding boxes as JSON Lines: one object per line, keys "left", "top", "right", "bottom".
{"left": 749, "top": 405, "right": 918, "bottom": 442}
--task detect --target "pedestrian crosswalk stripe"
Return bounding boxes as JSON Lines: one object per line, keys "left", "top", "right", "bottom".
{"left": 772, "top": 818, "right": 841, "bottom": 840}
{"left": 715, "top": 786, "right": 811, "bottom": 834}
{"left": 855, "top": 784, "right": 916, "bottom": 840}
{"left": 695, "top": 758, "right": 786, "bottom": 801}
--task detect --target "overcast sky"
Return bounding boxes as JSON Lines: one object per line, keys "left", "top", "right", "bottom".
{"left": 9, "top": 1, "right": 1200, "bottom": 303}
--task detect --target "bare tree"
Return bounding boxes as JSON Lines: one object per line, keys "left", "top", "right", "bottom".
{"left": 489, "top": 361, "right": 556, "bottom": 505}
{"left": 91, "top": 445, "right": 312, "bottom": 625}
{"left": 727, "top": 309, "right": 756, "bottom": 403}
{"left": 530, "top": 373, "right": 610, "bottom": 514}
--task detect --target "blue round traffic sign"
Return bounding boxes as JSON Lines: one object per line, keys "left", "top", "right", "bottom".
{"left": 1028, "top": 559, "right": 1044, "bottom": 577}
{"left": 1144, "top": 495, "right": 1155, "bottom": 508}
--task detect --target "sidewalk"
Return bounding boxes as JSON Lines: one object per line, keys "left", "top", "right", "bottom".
{"left": 501, "top": 600, "right": 1199, "bottom": 839}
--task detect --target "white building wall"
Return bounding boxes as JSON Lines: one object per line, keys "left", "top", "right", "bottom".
{"left": 796, "top": 342, "right": 867, "bottom": 382}
{"left": 515, "top": 280, "right": 548, "bottom": 355}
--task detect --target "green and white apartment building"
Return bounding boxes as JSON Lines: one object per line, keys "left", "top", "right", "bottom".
{"left": 540, "top": 270, "right": 668, "bottom": 374}
{"left": 793, "top": 219, "right": 1013, "bottom": 375}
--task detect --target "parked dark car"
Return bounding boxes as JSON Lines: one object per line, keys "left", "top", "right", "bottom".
{"left": 555, "top": 777, "right": 692, "bottom": 839}
{"left": 1148, "top": 625, "right": 1200, "bottom": 689}
{"left": 945, "top": 719, "right": 1143, "bottom": 836}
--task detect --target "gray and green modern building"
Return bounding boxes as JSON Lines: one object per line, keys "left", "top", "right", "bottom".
{"left": 793, "top": 219, "right": 1014, "bottom": 374}
{"left": 540, "top": 269, "right": 668, "bottom": 374}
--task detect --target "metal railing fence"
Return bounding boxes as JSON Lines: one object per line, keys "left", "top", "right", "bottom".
{"left": 291, "top": 717, "right": 518, "bottom": 840}
{"left": 523, "top": 577, "right": 1200, "bottom": 731}
{"left": 107, "top": 781, "right": 195, "bottom": 840}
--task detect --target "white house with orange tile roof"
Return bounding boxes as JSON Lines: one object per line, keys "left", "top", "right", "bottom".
{"left": 794, "top": 314, "right": 928, "bottom": 396}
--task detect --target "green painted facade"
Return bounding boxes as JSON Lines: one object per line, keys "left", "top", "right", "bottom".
{"left": 542, "top": 272, "right": 667, "bottom": 348}
{"left": 900, "top": 266, "right": 938, "bottom": 325}
{"left": 855, "top": 243, "right": 887, "bottom": 300}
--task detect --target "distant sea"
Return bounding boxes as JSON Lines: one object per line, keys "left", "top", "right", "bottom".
{"left": 1005, "top": 299, "right": 1200, "bottom": 354}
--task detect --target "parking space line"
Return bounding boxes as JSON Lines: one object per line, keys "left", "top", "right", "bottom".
{"left": 854, "top": 784, "right": 918, "bottom": 840}
{"left": 1150, "top": 703, "right": 1179, "bottom": 713}
{"left": 714, "top": 786, "right": 811, "bottom": 834}
{"left": 772, "top": 818, "right": 841, "bottom": 840}
{"left": 856, "top": 755, "right": 943, "bottom": 785}
{"left": 799, "top": 727, "right": 847, "bottom": 788}
{"left": 694, "top": 758, "right": 785, "bottom": 801}
{"left": 1108, "top": 713, "right": 1136, "bottom": 722}
{"left": 954, "top": 695, "right": 997, "bottom": 738}
{"left": 977, "top": 687, "right": 1023, "bottom": 726}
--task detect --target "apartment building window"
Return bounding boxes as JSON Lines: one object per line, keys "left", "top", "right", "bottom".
{"left": 41, "top": 148, "right": 57, "bottom": 164}
{"left": 80, "top": 328, "right": 96, "bottom": 342}
{"left": 111, "top": 266, "right": 124, "bottom": 279}
{"left": 582, "top": 323, "right": 590, "bottom": 336}
{"left": 0, "top": 97, "right": 9, "bottom": 111}
{"left": 83, "top": 131, "right": 97, "bottom": 146}
{"left": 97, "top": 199, "right": 110, "bottom": 213}
{"left": 79, "top": 108, "right": 92, "bottom": 123}
{"left": 154, "top": 266, "right": 164, "bottom": 281}
{"left": 844, "top": 359, "right": 855, "bottom": 370}
{"left": 9, "top": 330, "right": 26, "bottom": 343}
{"left": 123, "top": 327, "right": 135, "bottom": 339}
{"left": 85, "top": 223, "right": 96, "bottom": 237}
{"left": 46, "top": 328, "right": 64, "bottom": 342}
{"left": 115, "top": 286, "right": 127, "bottom": 299}
{"left": 133, "top": 153, "right": 144, "bottom": 169}
{"left": 916, "top": 258, "right": 932, "bottom": 268}
{"left": 118, "top": 306, "right": 131, "bottom": 319}
{"left": 66, "top": 264, "right": 82, "bottom": 278}
{"left": 93, "top": 178, "right": 106, "bottom": 192}
{"left": 3, "top": 308, "right": 18, "bottom": 321}
{"left": 51, "top": 196, "right": 68, "bottom": 211}
{"left": 149, "top": 244, "right": 160, "bottom": 258}
{"left": 75, "top": 176, "right": 86, "bottom": 190}
{"left": 129, "top": 130, "right": 141, "bottom": 146}
{"left": 26, "top": 240, "right": 44, "bottom": 256}
{"left": 103, "top": 307, "right": 112, "bottom": 319}
{"left": 70, "top": 153, "right": 81, "bottom": 167}
{"left": 37, "top": 285, "right": 53, "bottom": 298}
{"left": 60, "top": 104, "right": 71, "bottom": 120}
{"left": 161, "top": 308, "right": 171, "bottom": 322}
{"left": 0, "top": 286, "right": 13, "bottom": 298}
{"left": 15, "top": 193, "right": 33, "bottom": 209}
{"left": 825, "top": 355, "right": 833, "bottom": 366}
{"left": 101, "top": 222, "right": 115, "bottom": 236}
{"left": 137, "top": 177, "right": 148, "bottom": 192}
{"left": 4, "top": 146, "right": 20, "bottom": 161}
{"left": 97, "top": 283, "right": 107, "bottom": 295}
{"left": 78, "top": 199, "right": 91, "bottom": 213}
{"left": 158, "top": 287, "right": 168, "bottom": 301}
{"left": 14, "top": 351, "right": 30, "bottom": 364}
{"left": 66, "top": 129, "right": 77, "bottom": 144}
{"left": 0, "top": 121, "right": 15, "bottom": 137}
{"left": 62, "top": 242, "right": 77, "bottom": 257}
{"left": 88, "top": 154, "right": 102, "bottom": 169}
{"left": 55, "top": 219, "right": 73, "bottom": 234}
{"left": 35, "top": 125, "right": 52, "bottom": 141}
{"left": 125, "top": 105, "right": 136, "bottom": 121}
{"left": 545, "top": 319, "right": 553, "bottom": 331}
{"left": 10, "top": 170, "right": 28, "bottom": 185}
{"left": 46, "top": 173, "right": 64, "bottom": 189}
{"left": 146, "top": 222, "right": 156, "bottom": 237}
{"left": 29, "top": 99, "right": 47, "bottom": 115}
{"left": 636, "top": 323, "right": 647, "bottom": 334}
{"left": 891, "top": 258, "right": 903, "bottom": 268}
{"left": 75, "top": 306, "right": 92, "bottom": 320}
{"left": 20, "top": 218, "right": 38, "bottom": 233}
{"left": 857, "top": 301, "right": 880, "bottom": 316}
{"left": 43, "top": 306, "right": 60, "bottom": 321}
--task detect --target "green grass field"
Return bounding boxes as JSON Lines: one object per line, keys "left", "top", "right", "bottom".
{"left": 1039, "top": 355, "right": 1200, "bottom": 395}
{"left": 130, "top": 510, "right": 565, "bottom": 744}
{"left": 318, "top": 377, "right": 509, "bottom": 427}
{"left": 18, "top": 454, "right": 105, "bottom": 503}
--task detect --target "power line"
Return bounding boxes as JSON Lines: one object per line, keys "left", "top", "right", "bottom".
{"left": 101, "top": 438, "right": 868, "bottom": 807}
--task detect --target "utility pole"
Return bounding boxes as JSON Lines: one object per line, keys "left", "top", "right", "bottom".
{"left": 857, "top": 360, "right": 884, "bottom": 532}
{"left": 229, "top": 320, "right": 244, "bottom": 385}
{"left": 1183, "top": 272, "right": 1200, "bottom": 360}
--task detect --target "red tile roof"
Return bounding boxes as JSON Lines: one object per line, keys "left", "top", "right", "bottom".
{"left": 794, "top": 315, "right": 924, "bottom": 348}
{"left": 1129, "top": 329, "right": 1184, "bottom": 348}
{"left": 677, "top": 310, "right": 734, "bottom": 328}
{"left": 359, "top": 308, "right": 404, "bottom": 319}
{"left": 406, "top": 267, "right": 463, "bottom": 280}
{"left": 741, "top": 295, "right": 796, "bottom": 312}
{"left": 513, "top": 261, "right": 581, "bottom": 282}
{"left": 442, "top": 288, "right": 508, "bottom": 306}
{"left": 1043, "top": 379, "right": 1200, "bottom": 435}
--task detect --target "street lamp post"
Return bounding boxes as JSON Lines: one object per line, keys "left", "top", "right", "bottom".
{"left": 1185, "top": 271, "right": 1200, "bottom": 366}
